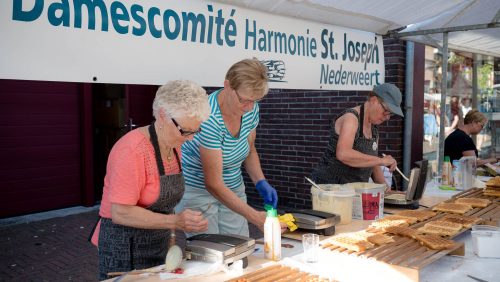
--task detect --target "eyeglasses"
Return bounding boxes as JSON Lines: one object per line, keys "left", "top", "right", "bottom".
{"left": 378, "top": 98, "right": 392, "bottom": 116}
{"left": 171, "top": 118, "right": 201, "bottom": 136}
{"left": 234, "top": 89, "right": 263, "bottom": 105}
{"left": 477, "top": 121, "right": 486, "bottom": 130}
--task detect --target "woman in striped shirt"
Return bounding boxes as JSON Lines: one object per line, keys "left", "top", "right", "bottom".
{"left": 177, "top": 59, "right": 281, "bottom": 236}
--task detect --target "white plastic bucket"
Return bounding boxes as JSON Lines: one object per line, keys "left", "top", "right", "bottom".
{"left": 311, "top": 184, "right": 355, "bottom": 224}
{"left": 472, "top": 225, "right": 500, "bottom": 258}
{"left": 348, "top": 182, "right": 386, "bottom": 220}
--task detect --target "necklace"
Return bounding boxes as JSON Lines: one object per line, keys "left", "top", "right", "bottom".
{"left": 151, "top": 122, "right": 175, "bottom": 163}
{"left": 157, "top": 125, "right": 173, "bottom": 161}
{"left": 166, "top": 148, "right": 173, "bottom": 161}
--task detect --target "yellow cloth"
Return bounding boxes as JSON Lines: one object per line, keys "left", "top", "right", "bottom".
{"left": 278, "top": 213, "right": 297, "bottom": 232}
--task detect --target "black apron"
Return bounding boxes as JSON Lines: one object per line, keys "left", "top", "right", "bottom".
{"left": 312, "top": 104, "right": 379, "bottom": 184}
{"left": 98, "top": 122, "right": 185, "bottom": 280}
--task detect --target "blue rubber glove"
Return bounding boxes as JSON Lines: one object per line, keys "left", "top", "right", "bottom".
{"left": 255, "top": 179, "right": 278, "bottom": 209}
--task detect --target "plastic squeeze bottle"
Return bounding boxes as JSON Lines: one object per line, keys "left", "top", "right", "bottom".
{"left": 442, "top": 156, "right": 452, "bottom": 185}
{"left": 263, "top": 205, "right": 281, "bottom": 261}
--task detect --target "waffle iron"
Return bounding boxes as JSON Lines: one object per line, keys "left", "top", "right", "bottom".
{"left": 384, "top": 160, "right": 428, "bottom": 209}
{"left": 185, "top": 234, "right": 255, "bottom": 267}
{"left": 286, "top": 209, "right": 340, "bottom": 236}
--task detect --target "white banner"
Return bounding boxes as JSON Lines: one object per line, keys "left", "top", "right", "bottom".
{"left": 0, "top": 0, "right": 385, "bottom": 90}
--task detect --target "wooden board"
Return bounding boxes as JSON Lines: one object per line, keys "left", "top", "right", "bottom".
{"left": 449, "top": 187, "right": 500, "bottom": 226}
{"left": 237, "top": 189, "right": 495, "bottom": 282}
{"left": 322, "top": 237, "right": 464, "bottom": 270}
{"left": 316, "top": 187, "right": 500, "bottom": 281}
{"left": 225, "top": 265, "right": 334, "bottom": 282}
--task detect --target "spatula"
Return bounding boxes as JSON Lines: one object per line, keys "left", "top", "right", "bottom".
{"left": 305, "top": 177, "right": 327, "bottom": 191}
{"left": 382, "top": 154, "right": 409, "bottom": 182}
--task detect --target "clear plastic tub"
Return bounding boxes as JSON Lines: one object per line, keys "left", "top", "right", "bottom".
{"left": 471, "top": 225, "right": 500, "bottom": 258}
{"left": 311, "top": 184, "right": 355, "bottom": 224}
{"left": 347, "top": 182, "right": 386, "bottom": 220}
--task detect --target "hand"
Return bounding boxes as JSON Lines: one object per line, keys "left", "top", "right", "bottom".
{"left": 381, "top": 154, "right": 397, "bottom": 172}
{"left": 252, "top": 211, "right": 266, "bottom": 233}
{"left": 280, "top": 222, "right": 288, "bottom": 234}
{"left": 255, "top": 179, "right": 278, "bottom": 208}
{"left": 487, "top": 157, "right": 498, "bottom": 164}
{"left": 175, "top": 209, "right": 208, "bottom": 232}
{"left": 385, "top": 188, "right": 405, "bottom": 194}
{"left": 251, "top": 211, "right": 287, "bottom": 233}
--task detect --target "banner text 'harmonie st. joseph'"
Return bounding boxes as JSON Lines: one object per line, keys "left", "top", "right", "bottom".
{"left": 0, "top": 0, "right": 385, "bottom": 90}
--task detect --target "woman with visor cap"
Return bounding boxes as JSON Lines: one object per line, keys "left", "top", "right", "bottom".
{"left": 312, "top": 83, "right": 404, "bottom": 190}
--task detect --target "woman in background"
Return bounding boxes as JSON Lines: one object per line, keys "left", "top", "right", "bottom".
{"left": 445, "top": 96, "right": 463, "bottom": 136}
{"left": 445, "top": 109, "right": 497, "bottom": 166}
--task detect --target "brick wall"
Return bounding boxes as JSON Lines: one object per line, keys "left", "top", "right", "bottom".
{"left": 240, "top": 37, "right": 408, "bottom": 210}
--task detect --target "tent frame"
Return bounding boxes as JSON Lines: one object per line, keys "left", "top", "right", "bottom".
{"left": 389, "top": 10, "right": 500, "bottom": 177}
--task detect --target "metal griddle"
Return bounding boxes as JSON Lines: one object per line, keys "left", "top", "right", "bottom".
{"left": 286, "top": 209, "right": 340, "bottom": 236}
{"left": 384, "top": 160, "right": 428, "bottom": 209}
{"left": 185, "top": 234, "right": 255, "bottom": 267}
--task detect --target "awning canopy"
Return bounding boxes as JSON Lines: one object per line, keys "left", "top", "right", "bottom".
{"left": 398, "top": 0, "right": 500, "bottom": 57}
{"left": 213, "top": 0, "right": 500, "bottom": 176}
{"left": 213, "top": 0, "right": 500, "bottom": 56}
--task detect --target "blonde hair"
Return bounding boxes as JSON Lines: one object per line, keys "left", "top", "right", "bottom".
{"left": 464, "top": 109, "right": 487, "bottom": 125}
{"left": 152, "top": 80, "right": 210, "bottom": 122}
{"left": 225, "top": 58, "right": 269, "bottom": 98}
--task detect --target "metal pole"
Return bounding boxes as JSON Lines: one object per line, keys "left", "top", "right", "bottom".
{"left": 472, "top": 54, "right": 479, "bottom": 108}
{"left": 472, "top": 54, "right": 479, "bottom": 145}
{"left": 403, "top": 42, "right": 414, "bottom": 190}
{"left": 391, "top": 22, "right": 500, "bottom": 38}
{"left": 438, "top": 32, "right": 448, "bottom": 176}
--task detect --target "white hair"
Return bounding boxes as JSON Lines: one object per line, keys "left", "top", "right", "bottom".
{"left": 152, "top": 80, "right": 210, "bottom": 122}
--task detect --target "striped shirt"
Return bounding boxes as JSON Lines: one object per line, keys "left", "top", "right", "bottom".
{"left": 181, "top": 89, "right": 260, "bottom": 189}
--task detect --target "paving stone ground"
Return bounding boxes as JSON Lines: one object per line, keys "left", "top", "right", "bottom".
{"left": 0, "top": 210, "right": 263, "bottom": 282}
{"left": 0, "top": 210, "right": 100, "bottom": 282}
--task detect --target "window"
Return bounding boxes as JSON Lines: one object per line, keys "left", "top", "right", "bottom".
{"left": 423, "top": 46, "right": 497, "bottom": 172}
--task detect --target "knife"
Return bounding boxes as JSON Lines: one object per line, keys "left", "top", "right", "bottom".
{"left": 255, "top": 240, "right": 294, "bottom": 248}
{"left": 467, "top": 274, "right": 488, "bottom": 282}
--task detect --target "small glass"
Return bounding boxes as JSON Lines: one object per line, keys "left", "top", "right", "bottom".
{"left": 302, "top": 233, "right": 319, "bottom": 263}
{"left": 432, "top": 172, "right": 442, "bottom": 186}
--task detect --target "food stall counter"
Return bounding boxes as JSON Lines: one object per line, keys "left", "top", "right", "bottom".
{"left": 102, "top": 194, "right": 499, "bottom": 282}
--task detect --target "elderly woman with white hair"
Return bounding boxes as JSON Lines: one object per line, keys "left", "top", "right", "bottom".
{"left": 90, "top": 80, "right": 211, "bottom": 280}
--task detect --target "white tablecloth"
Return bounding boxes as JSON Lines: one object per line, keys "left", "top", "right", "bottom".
{"left": 103, "top": 191, "right": 499, "bottom": 282}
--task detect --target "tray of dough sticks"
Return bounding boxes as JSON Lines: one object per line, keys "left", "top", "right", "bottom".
{"left": 320, "top": 185, "right": 500, "bottom": 279}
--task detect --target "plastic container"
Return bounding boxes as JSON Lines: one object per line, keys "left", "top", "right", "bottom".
{"left": 471, "top": 225, "right": 500, "bottom": 258}
{"left": 460, "top": 156, "right": 477, "bottom": 190}
{"left": 263, "top": 206, "right": 281, "bottom": 261}
{"left": 311, "top": 184, "right": 355, "bottom": 224}
{"left": 452, "top": 160, "right": 462, "bottom": 190}
{"left": 349, "top": 182, "right": 386, "bottom": 220}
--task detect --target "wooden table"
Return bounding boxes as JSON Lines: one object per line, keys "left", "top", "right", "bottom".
{"left": 102, "top": 194, "right": 499, "bottom": 282}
